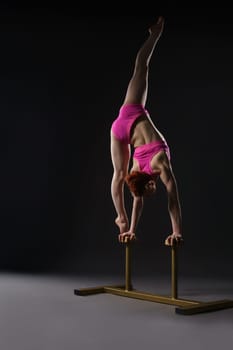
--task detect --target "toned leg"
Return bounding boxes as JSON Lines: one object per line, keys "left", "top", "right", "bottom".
{"left": 110, "top": 17, "right": 164, "bottom": 237}
{"left": 123, "top": 16, "right": 164, "bottom": 107}
{"left": 110, "top": 132, "right": 131, "bottom": 233}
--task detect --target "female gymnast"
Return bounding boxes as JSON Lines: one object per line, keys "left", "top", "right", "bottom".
{"left": 110, "top": 16, "right": 183, "bottom": 246}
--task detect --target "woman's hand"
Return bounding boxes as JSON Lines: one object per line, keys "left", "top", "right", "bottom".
{"left": 118, "top": 231, "right": 137, "bottom": 243}
{"left": 165, "top": 233, "right": 184, "bottom": 246}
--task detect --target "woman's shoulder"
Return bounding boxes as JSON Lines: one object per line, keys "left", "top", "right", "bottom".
{"left": 130, "top": 165, "right": 140, "bottom": 173}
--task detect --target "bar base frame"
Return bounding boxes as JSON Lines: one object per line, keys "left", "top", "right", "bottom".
{"left": 74, "top": 285, "right": 233, "bottom": 315}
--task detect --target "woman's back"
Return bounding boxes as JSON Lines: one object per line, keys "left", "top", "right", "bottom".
{"left": 130, "top": 114, "right": 167, "bottom": 147}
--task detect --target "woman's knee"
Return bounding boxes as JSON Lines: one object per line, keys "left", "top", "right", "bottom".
{"left": 113, "top": 169, "right": 127, "bottom": 181}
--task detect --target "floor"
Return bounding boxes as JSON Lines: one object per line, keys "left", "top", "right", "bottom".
{"left": 0, "top": 272, "right": 233, "bottom": 350}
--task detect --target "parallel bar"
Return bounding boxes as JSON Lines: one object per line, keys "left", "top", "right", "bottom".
{"left": 176, "top": 299, "right": 233, "bottom": 315}
{"left": 171, "top": 245, "right": 178, "bottom": 299}
{"left": 73, "top": 242, "right": 233, "bottom": 315}
{"left": 104, "top": 287, "right": 199, "bottom": 307}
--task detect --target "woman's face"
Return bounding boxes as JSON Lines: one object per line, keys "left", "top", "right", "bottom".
{"left": 144, "top": 179, "right": 156, "bottom": 196}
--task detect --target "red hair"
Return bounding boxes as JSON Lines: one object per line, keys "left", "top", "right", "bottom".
{"left": 125, "top": 171, "right": 154, "bottom": 197}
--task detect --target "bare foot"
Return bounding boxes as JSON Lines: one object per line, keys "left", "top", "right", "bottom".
{"left": 149, "top": 16, "right": 164, "bottom": 36}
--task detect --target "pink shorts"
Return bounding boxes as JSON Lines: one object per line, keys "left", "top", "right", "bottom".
{"left": 111, "top": 104, "right": 149, "bottom": 144}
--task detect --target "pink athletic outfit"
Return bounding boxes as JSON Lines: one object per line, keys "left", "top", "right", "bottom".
{"left": 111, "top": 104, "right": 170, "bottom": 175}
{"left": 134, "top": 141, "right": 170, "bottom": 175}
{"left": 111, "top": 104, "right": 149, "bottom": 144}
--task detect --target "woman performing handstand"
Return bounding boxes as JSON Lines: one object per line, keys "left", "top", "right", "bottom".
{"left": 110, "top": 16, "right": 183, "bottom": 246}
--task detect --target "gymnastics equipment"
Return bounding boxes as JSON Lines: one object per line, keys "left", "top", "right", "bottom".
{"left": 74, "top": 239, "right": 233, "bottom": 315}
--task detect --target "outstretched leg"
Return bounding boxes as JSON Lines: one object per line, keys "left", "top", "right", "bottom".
{"left": 110, "top": 17, "right": 164, "bottom": 238}
{"left": 123, "top": 16, "right": 164, "bottom": 107}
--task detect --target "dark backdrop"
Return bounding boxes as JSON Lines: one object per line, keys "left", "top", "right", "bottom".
{"left": 0, "top": 5, "right": 232, "bottom": 279}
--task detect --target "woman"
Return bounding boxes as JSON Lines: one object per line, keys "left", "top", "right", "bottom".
{"left": 110, "top": 16, "right": 183, "bottom": 246}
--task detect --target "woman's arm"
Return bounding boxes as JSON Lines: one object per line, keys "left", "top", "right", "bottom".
{"left": 159, "top": 163, "right": 183, "bottom": 246}
{"left": 118, "top": 195, "right": 144, "bottom": 243}
{"left": 129, "top": 195, "right": 144, "bottom": 233}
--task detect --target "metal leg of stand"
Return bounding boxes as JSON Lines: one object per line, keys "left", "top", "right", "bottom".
{"left": 171, "top": 245, "right": 178, "bottom": 299}
{"left": 125, "top": 240, "right": 132, "bottom": 291}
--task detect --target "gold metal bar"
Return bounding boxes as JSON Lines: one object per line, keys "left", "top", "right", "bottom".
{"left": 125, "top": 240, "right": 132, "bottom": 291}
{"left": 74, "top": 285, "right": 125, "bottom": 296}
{"left": 171, "top": 245, "right": 178, "bottom": 299}
{"left": 104, "top": 287, "right": 199, "bottom": 307}
{"left": 176, "top": 299, "right": 233, "bottom": 315}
